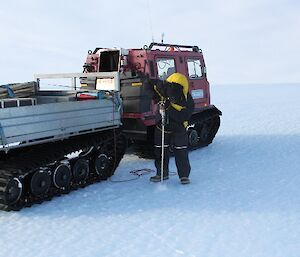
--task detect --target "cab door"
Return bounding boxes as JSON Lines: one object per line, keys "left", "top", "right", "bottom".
{"left": 185, "top": 58, "right": 210, "bottom": 108}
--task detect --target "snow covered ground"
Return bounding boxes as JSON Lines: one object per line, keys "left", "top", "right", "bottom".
{"left": 0, "top": 84, "right": 300, "bottom": 257}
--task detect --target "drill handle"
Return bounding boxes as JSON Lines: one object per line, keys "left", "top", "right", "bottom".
{"left": 159, "top": 100, "right": 167, "bottom": 126}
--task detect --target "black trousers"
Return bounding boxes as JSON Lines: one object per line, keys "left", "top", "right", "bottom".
{"left": 154, "top": 126, "right": 191, "bottom": 178}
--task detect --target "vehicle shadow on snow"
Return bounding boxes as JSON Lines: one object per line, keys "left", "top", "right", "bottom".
{"left": 19, "top": 134, "right": 300, "bottom": 217}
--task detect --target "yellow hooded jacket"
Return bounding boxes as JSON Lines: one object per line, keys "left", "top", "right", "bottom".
{"left": 166, "top": 73, "right": 190, "bottom": 128}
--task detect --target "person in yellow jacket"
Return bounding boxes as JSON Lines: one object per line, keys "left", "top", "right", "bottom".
{"left": 150, "top": 73, "right": 194, "bottom": 184}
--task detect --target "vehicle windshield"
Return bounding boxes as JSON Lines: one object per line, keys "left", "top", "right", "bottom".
{"left": 156, "top": 58, "right": 176, "bottom": 80}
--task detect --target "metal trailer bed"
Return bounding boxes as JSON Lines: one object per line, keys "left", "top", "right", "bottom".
{"left": 0, "top": 72, "right": 121, "bottom": 152}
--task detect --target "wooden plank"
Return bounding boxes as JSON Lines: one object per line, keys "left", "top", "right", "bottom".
{"left": 0, "top": 82, "right": 36, "bottom": 99}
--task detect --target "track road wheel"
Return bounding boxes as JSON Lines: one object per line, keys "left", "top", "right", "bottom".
{"left": 194, "top": 121, "right": 213, "bottom": 146}
{"left": 30, "top": 170, "right": 51, "bottom": 196}
{"left": 198, "top": 123, "right": 210, "bottom": 144}
{"left": 188, "top": 129, "right": 199, "bottom": 147}
{"left": 53, "top": 164, "right": 71, "bottom": 189}
{"left": 94, "top": 153, "right": 111, "bottom": 179}
{"left": 4, "top": 178, "right": 23, "bottom": 205}
{"left": 72, "top": 158, "right": 89, "bottom": 183}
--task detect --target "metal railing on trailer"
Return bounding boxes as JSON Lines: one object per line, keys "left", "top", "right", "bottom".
{"left": 34, "top": 72, "right": 120, "bottom": 91}
{"left": 0, "top": 72, "right": 122, "bottom": 152}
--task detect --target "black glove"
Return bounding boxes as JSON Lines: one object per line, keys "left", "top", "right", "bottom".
{"left": 140, "top": 75, "right": 167, "bottom": 100}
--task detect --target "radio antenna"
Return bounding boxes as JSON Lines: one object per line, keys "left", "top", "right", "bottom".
{"left": 146, "top": 0, "right": 154, "bottom": 42}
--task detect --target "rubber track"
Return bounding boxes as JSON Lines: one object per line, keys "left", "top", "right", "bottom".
{"left": 0, "top": 129, "right": 126, "bottom": 211}
{"left": 133, "top": 115, "right": 221, "bottom": 158}
{"left": 190, "top": 115, "right": 221, "bottom": 150}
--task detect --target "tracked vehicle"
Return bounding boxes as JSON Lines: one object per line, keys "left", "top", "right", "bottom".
{"left": 0, "top": 73, "right": 127, "bottom": 211}
{"left": 81, "top": 42, "right": 222, "bottom": 154}
{"left": 0, "top": 42, "right": 221, "bottom": 211}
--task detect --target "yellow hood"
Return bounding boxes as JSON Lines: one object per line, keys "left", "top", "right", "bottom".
{"left": 166, "top": 72, "right": 189, "bottom": 99}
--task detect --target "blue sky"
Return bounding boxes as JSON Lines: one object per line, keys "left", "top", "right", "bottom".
{"left": 0, "top": 0, "right": 299, "bottom": 84}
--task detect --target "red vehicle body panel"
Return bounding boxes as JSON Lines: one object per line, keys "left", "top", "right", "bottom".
{"left": 124, "top": 48, "right": 211, "bottom": 124}
{"left": 82, "top": 43, "right": 221, "bottom": 142}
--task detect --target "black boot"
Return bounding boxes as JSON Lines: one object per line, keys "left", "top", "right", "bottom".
{"left": 150, "top": 174, "right": 169, "bottom": 182}
{"left": 180, "top": 177, "right": 190, "bottom": 184}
